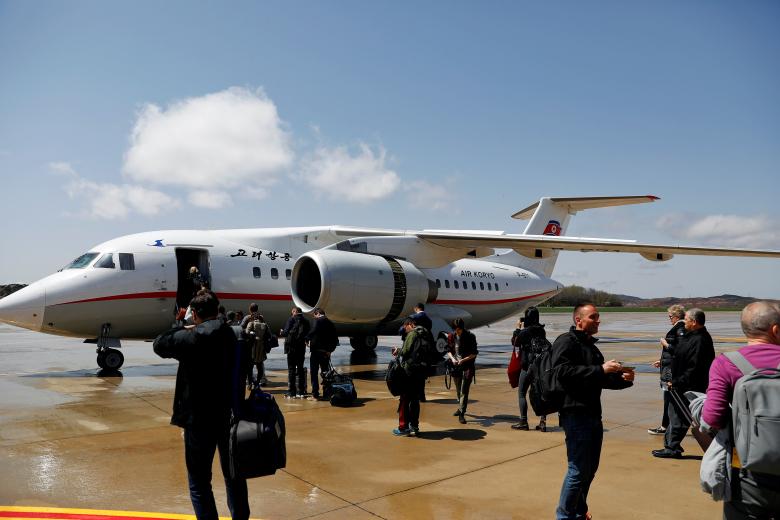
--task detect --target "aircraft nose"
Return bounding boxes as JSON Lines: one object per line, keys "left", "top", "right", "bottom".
{"left": 0, "top": 283, "right": 45, "bottom": 331}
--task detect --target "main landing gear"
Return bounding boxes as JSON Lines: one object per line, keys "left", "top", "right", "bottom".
{"left": 349, "top": 335, "right": 378, "bottom": 352}
{"left": 93, "top": 323, "right": 124, "bottom": 371}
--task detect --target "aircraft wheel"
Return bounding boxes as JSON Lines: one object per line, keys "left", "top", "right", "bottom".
{"left": 102, "top": 348, "right": 125, "bottom": 371}
{"left": 97, "top": 353, "right": 107, "bottom": 369}
{"left": 349, "top": 335, "right": 378, "bottom": 351}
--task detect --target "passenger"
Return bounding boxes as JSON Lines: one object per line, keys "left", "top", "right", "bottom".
{"left": 701, "top": 301, "right": 780, "bottom": 518}
{"left": 653, "top": 307, "right": 715, "bottom": 459}
{"left": 411, "top": 303, "right": 433, "bottom": 332}
{"left": 511, "top": 306, "right": 550, "bottom": 432}
{"left": 448, "top": 317, "right": 478, "bottom": 424}
{"left": 648, "top": 304, "right": 686, "bottom": 436}
{"left": 279, "top": 306, "right": 310, "bottom": 398}
{"left": 307, "top": 308, "right": 338, "bottom": 400}
{"left": 152, "top": 291, "right": 250, "bottom": 520}
{"left": 226, "top": 311, "right": 237, "bottom": 326}
{"left": 551, "top": 302, "right": 634, "bottom": 520}
{"left": 239, "top": 303, "right": 258, "bottom": 329}
{"left": 392, "top": 318, "right": 426, "bottom": 436}
{"left": 188, "top": 266, "right": 203, "bottom": 300}
{"left": 217, "top": 305, "right": 227, "bottom": 324}
{"left": 245, "top": 309, "right": 270, "bottom": 387}
{"left": 235, "top": 310, "right": 245, "bottom": 325}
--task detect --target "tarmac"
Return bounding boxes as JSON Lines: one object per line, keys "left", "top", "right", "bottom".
{"left": 0, "top": 311, "right": 746, "bottom": 519}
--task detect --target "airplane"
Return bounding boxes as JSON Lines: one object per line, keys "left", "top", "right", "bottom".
{"left": 1, "top": 195, "right": 778, "bottom": 371}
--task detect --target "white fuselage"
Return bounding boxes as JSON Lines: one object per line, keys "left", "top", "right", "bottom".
{"left": 0, "top": 226, "right": 561, "bottom": 340}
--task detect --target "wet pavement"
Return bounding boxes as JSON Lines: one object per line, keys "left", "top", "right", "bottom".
{"left": 0, "top": 312, "right": 744, "bottom": 519}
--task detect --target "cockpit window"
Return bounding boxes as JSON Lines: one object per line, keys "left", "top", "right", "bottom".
{"left": 94, "top": 253, "right": 116, "bottom": 269}
{"left": 63, "top": 252, "right": 99, "bottom": 269}
{"left": 118, "top": 253, "right": 135, "bottom": 271}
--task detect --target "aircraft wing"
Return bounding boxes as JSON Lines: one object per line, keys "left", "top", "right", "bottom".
{"left": 416, "top": 232, "right": 780, "bottom": 259}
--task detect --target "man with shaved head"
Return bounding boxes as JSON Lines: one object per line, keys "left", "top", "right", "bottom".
{"left": 702, "top": 301, "right": 780, "bottom": 518}
{"left": 551, "top": 302, "right": 635, "bottom": 520}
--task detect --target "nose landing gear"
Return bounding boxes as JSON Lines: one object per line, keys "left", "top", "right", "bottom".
{"left": 91, "top": 323, "right": 125, "bottom": 371}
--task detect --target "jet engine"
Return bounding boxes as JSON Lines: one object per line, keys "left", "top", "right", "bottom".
{"left": 291, "top": 250, "right": 436, "bottom": 324}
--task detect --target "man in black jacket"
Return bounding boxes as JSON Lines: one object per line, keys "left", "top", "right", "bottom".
{"left": 653, "top": 307, "right": 715, "bottom": 459}
{"left": 648, "top": 304, "right": 686, "bottom": 435}
{"left": 307, "top": 308, "right": 338, "bottom": 399}
{"left": 153, "top": 291, "right": 249, "bottom": 520}
{"left": 280, "top": 306, "right": 310, "bottom": 398}
{"left": 552, "top": 303, "right": 634, "bottom": 520}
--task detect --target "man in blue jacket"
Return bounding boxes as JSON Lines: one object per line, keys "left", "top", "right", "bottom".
{"left": 153, "top": 291, "right": 249, "bottom": 520}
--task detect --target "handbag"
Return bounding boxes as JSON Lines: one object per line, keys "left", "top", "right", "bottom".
{"left": 507, "top": 345, "right": 522, "bottom": 388}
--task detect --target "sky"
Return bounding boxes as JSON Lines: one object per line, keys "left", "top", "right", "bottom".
{"left": 0, "top": 1, "right": 778, "bottom": 298}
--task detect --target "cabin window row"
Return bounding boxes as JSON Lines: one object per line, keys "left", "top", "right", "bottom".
{"left": 94, "top": 253, "right": 135, "bottom": 270}
{"left": 435, "top": 278, "right": 500, "bottom": 292}
{"left": 253, "top": 267, "right": 292, "bottom": 280}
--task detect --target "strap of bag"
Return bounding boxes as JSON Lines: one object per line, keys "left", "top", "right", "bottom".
{"left": 231, "top": 337, "right": 245, "bottom": 418}
{"left": 724, "top": 351, "right": 756, "bottom": 377}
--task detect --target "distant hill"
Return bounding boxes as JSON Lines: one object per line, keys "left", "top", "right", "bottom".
{"left": 0, "top": 284, "right": 27, "bottom": 299}
{"left": 545, "top": 285, "right": 774, "bottom": 309}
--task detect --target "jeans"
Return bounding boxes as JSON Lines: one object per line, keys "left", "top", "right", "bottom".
{"left": 665, "top": 391, "right": 690, "bottom": 453}
{"left": 184, "top": 424, "right": 249, "bottom": 520}
{"left": 310, "top": 350, "right": 330, "bottom": 396}
{"left": 287, "top": 349, "right": 306, "bottom": 395}
{"left": 556, "top": 411, "right": 603, "bottom": 520}
{"left": 517, "top": 369, "right": 546, "bottom": 424}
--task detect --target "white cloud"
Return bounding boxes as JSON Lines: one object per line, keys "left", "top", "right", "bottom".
{"left": 300, "top": 143, "right": 400, "bottom": 203}
{"left": 188, "top": 190, "right": 233, "bottom": 209}
{"left": 52, "top": 163, "right": 179, "bottom": 219}
{"left": 405, "top": 179, "right": 457, "bottom": 212}
{"left": 122, "top": 87, "right": 292, "bottom": 207}
{"left": 657, "top": 213, "right": 780, "bottom": 249}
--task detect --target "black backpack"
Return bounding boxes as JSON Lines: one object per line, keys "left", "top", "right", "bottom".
{"left": 285, "top": 318, "right": 307, "bottom": 348}
{"left": 527, "top": 334, "right": 552, "bottom": 366}
{"left": 406, "top": 327, "right": 438, "bottom": 377}
{"left": 528, "top": 342, "right": 564, "bottom": 416}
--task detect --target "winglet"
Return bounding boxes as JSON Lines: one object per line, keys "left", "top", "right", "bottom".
{"left": 511, "top": 195, "right": 660, "bottom": 220}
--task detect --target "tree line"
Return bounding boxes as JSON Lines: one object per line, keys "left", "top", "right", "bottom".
{"left": 542, "top": 285, "right": 624, "bottom": 307}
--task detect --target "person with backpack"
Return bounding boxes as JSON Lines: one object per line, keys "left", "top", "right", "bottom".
{"left": 245, "top": 308, "right": 270, "bottom": 387}
{"left": 511, "top": 306, "right": 550, "bottom": 431}
{"left": 279, "top": 307, "right": 310, "bottom": 398}
{"left": 653, "top": 307, "right": 715, "bottom": 459}
{"left": 447, "top": 317, "right": 478, "bottom": 424}
{"left": 701, "top": 301, "right": 780, "bottom": 518}
{"left": 306, "top": 308, "right": 339, "bottom": 400}
{"left": 551, "top": 303, "right": 634, "bottom": 520}
{"left": 391, "top": 318, "right": 431, "bottom": 436}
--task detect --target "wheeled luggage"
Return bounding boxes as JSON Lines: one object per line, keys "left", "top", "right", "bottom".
{"left": 322, "top": 362, "right": 357, "bottom": 406}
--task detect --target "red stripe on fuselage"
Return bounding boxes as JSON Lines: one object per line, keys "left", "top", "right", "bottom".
{"left": 55, "top": 292, "right": 292, "bottom": 306}
{"left": 433, "top": 290, "right": 556, "bottom": 306}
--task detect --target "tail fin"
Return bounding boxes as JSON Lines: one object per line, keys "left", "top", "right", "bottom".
{"left": 506, "top": 196, "right": 659, "bottom": 276}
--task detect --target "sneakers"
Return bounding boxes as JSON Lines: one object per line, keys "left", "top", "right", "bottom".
{"left": 410, "top": 426, "right": 420, "bottom": 436}
{"left": 512, "top": 419, "right": 529, "bottom": 431}
{"left": 392, "top": 427, "right": 411, "bottom": 436}
{"left": 647, "top": 426, "right": 667, "bottom": 435}
{"left": 652, "top": 448, "right": 682, "bottom": 459}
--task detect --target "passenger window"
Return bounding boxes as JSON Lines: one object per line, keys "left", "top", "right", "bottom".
{"left": 495, "top": 284, "right": 499, "bottom": 292}
{"left": 118, "top": 253, "right": 135, "bottom": 271}
{"left": 454, "top": 280, "right": 459, "bottom": 289}
{"left": 253, "top": 267, "right": 261, "bottom": 278}
{"left": 286, "top": 269, "right": 292, "bottom": 280}
{"left": 471, "top": 281, "right": 476, "bottom": 290}
{"left": 480, "top": 282, "right": 484, "bottom": 290}
{"left": 436, "top": 279, "right": 441, "bottom": 288}
{"left": 271, "top": 268, "right": 279, "bottom": 280}
{"left": 444, "top": 280, "right": 450, "bottom": 289}
{"left": 95, "top": 253, "right": 115, "bottom": 269}
{"left": 464, "top": 282, "right": 468, "bottom": 290}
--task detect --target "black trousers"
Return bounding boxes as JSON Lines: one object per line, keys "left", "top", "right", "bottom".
{"left": 724, "top": 469, "right": 780, "bottom": 519}
{"left": 310, "top": 350, "right": 329, "bottom": 396}
{"left": 287, "top": 349, "right": 306, "bottom": 395}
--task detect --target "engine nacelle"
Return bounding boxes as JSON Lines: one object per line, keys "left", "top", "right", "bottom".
{"left": 291, "top": 250, "right": 435, "bottom": 324}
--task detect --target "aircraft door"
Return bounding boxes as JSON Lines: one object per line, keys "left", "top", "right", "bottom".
{"left": 175, "top": 248, "right": 211, "bottom": 309}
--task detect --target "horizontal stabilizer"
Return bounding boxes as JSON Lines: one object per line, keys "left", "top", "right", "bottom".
{"left": 512, "top": 195, "right": 659, "bottom": 220}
